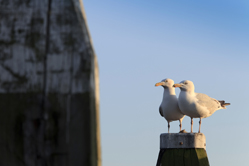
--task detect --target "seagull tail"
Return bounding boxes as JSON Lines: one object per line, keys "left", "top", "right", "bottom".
{"left": 219, "top": 100, "right": 231, "bottom": 109}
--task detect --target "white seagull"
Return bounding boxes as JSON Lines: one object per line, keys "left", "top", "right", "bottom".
{"left": 173, "top": 80, "right": 230, "bottom": 133}
{"left": 155, "top": 78, "right": 185, "bottom": 133}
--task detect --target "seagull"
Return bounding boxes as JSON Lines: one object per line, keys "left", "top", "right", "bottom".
{"left": 155, "top": 78, "right": 185, "bottom": 133}
{"left": 173, "top": 80, "right": 230, "bottom": 133}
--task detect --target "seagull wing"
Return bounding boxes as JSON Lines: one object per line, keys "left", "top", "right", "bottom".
{"left": 195, "top": 93, "right": 221, "bottom": 115}
{"left": 218, "top": 100, "right": 231, "bottom": 108}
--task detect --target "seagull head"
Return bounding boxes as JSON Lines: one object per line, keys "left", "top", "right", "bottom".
{"left": 173, "top": 80, "right": 195, "bottom": 92}
{"left": 155, "top": 78, "right": 175, "bottom": 88}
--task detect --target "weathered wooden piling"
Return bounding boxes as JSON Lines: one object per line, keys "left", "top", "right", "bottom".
{"left": 156, "top": 133, "right": 209, "bottom": 166}
{"left": 0, "top": 0, "right": 100, "bottom": 166}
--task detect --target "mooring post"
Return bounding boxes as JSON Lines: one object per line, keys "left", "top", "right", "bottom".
{"left": 0, "top": 0, "right": 101, "bottom": 166}
{"left": 156, "top": 133, "right": 209, "bottom": 166}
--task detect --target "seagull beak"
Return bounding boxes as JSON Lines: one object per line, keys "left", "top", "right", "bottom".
{"left": 155, "top": 82, "right": 164, "bottom": 86}
{"left": 173, "top": 83, "right": 182, "bottom": 88}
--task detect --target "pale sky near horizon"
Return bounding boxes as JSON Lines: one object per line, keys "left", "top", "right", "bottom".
{"left": 83, "top": 1, "right": 249, "bottom": 165}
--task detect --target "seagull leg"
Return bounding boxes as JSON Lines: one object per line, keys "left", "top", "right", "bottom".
{"left": 191, "top": 117, "right": 193, "bottom": 133}
{"left": 179, "top": 119, "right": 182, "bottom": 131}
{"left": 198, "top": 118, "right": 202, "bottom": 133}
{"left": 168, "top": 122, "right": 170, "bottom": 133}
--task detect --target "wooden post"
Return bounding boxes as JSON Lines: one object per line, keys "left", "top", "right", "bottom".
{"left": 0, "top": 0, "right": 101, "bottom": 166}
{"left": 156, "top": 133, "right": 209, "bottom": 166}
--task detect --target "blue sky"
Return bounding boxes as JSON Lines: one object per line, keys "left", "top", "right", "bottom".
{"left": 83, "top": 1, "right": 249, "bottom": 165}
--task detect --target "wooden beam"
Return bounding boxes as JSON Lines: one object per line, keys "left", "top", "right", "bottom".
{"left": 156, "top": 133, "right": 209, "bottom": 166}
{"left": 0, "top": 0, "right": 101, "bottom": 165}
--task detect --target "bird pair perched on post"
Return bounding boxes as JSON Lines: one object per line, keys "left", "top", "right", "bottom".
{"left": 155, "top": 78, "right": 230, "bottom": 133}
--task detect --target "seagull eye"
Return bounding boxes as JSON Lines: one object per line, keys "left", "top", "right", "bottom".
{"left": 184, "top": 82, "right": 188, "bottom": 84}
{"left": 165, "top": 80, "right": 168, "bottom": 82}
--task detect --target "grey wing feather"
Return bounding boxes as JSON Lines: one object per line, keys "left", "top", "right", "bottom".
{"left": 159, "top": 106, "right": 163, "bottom": 117}
{"left": 218, "top": 100, "right": 231, "bottom": 108}
{"left": 195, "top": 93, "right": 221, "bottom": 114}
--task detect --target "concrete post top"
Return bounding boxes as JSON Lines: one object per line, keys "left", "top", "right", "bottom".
{"left": 160, "top": 133, "right": 206, "bottom": 149}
